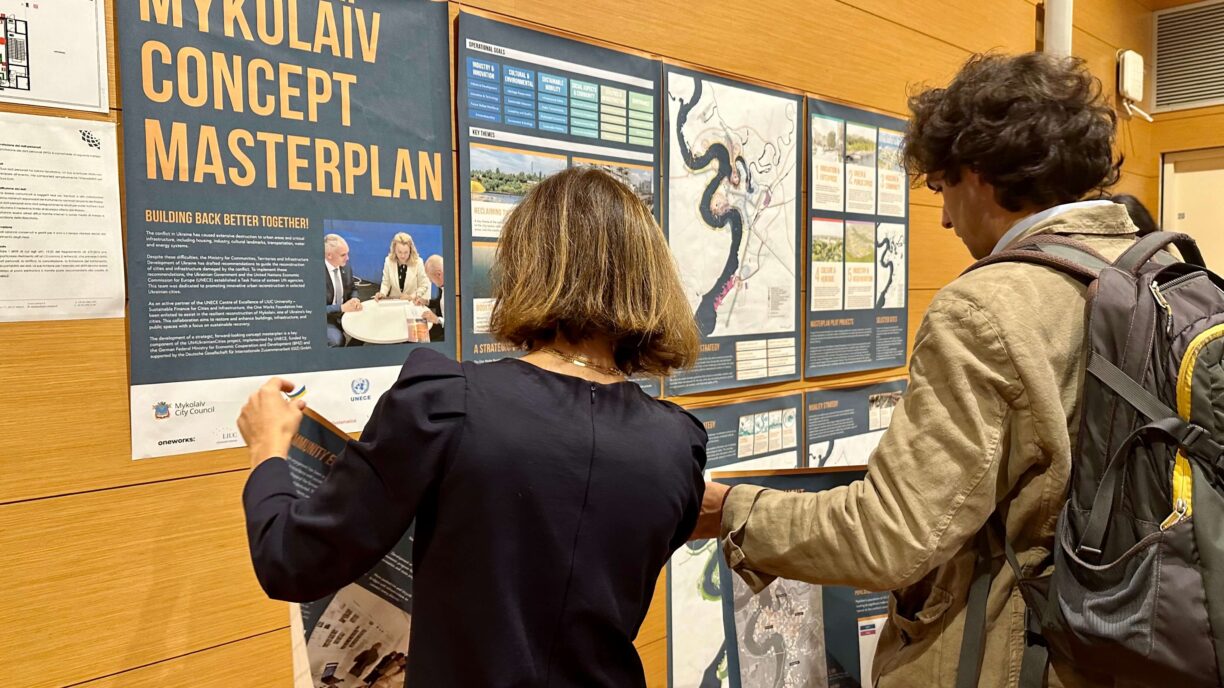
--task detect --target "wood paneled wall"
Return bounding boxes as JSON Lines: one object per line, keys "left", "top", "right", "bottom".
{"left": 0, "top": 1, "right": 1158, "bottom": 686}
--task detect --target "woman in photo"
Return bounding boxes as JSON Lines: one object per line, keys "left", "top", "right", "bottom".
{"left": 374, "top": 232, "right": 430, "bottom": 302}
{"left": 238, "top": 168, "right": 707, "bottom": 687}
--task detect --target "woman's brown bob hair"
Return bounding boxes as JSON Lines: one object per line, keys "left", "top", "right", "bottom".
{"left": 489, "top": 167, "right": 700, "bottom": 376}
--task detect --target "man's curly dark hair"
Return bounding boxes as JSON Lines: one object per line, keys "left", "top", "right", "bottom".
{"left": 903, "top": 53, "right": 1123, "bottom": 212}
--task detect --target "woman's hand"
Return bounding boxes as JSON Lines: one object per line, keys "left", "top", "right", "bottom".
{"left": 237, "top": 378, "right": 306, "bottom": 468}
{"left": 373, "top": 292, "right": 384, "bottom": 301}
{"left": 690, "top": 481, "right": 731, "bottom": 540}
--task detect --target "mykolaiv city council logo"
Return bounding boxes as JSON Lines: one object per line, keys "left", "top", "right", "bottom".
{"left": 153, "top": 401, "right": 171, "bottom": 419}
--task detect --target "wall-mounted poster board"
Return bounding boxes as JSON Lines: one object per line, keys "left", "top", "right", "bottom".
{"left": 711, "top": 467, "right": 888, "bottom": 688}
{"left": 806, "top": 379, "right": 906, "bottom": 468}
{"left": 664, "top": 67, "right": 803, "bottom": 395}
{"left": 119, "top": 0, "right": 455, "bottom": 458}
{"left": 666, "top": 393, "right": 803, "bottom": 687}
{"left": 455, "top": 12, "right": 661, "bottom": 395}
{"left": 806, "top": 98, "right": 909, "bottom": 378}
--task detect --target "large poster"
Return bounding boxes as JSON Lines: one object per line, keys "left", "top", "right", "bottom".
{"left": 456, "top": 13, "right": 661, "bottom": 396}
{"left": 806, "top": 99, "right": 909, "bottom": 378}
{"left": 286, "top": 410, "right": 413, "bottom": 688}
{"left": 664, "top": 67, "right": 803, "bottom": 395}
{"left": 667, "top": 394, "right": 803, "bottom": 687}
{"left": 711, "top": 468, "right": 889, "bottom": 688}
{"left": 119, "top": 0, "right": 455, "bottom": 459}
{"left": 806, "top": 380, "right": 906, "bottom": 468}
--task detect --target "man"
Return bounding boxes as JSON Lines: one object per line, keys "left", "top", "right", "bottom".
{"left": 324, "top": 233, "right": 361, "bottom": 347}
{"left": 418, "top": 254, "right": 445, "bottom": 342}
{"left": 693, "top": 53, "right": 1137, "bottom": 687}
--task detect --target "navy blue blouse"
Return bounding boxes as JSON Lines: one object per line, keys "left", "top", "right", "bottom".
{"left": 243, "top": 349, "right": 707, "bottom": 687}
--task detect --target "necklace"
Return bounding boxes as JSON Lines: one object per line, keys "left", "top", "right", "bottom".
{"left": 537, "top": 346, "right": 625, "bottom": 378}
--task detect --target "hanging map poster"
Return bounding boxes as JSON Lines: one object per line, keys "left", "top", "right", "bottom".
{"left": 710, "top": 467, "right": 890, "bottom": 688}
{"left": 667, "top": 394, "right": 803, "bottom": 687}
{"left": 665, "top": 67, "right": 803, "bottom": 395}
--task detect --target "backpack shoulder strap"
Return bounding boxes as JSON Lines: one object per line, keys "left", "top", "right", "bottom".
{"left": 1115, "top": 231, "right": 1205, "bottom": 273}
{"left": 962, "top": 234, "right": 1109, "bottom": 284}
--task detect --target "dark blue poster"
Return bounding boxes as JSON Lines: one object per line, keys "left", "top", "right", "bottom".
{"left": 663, "top": 67, "right": 804, "bottom": 395}
{"left": 456, "top": 13, "right": 661, "bottom": 396}
{"left": 711, "top": 468, "right": 888, "bottom": 688}
{"left": 807, "top": 98, "right": 909, "bottom": 378}
{"left": 118, "top": 0, "right": 455, "bottom": 458}
{"left": 806, "top": 379, "right": 907, "bottom": 468}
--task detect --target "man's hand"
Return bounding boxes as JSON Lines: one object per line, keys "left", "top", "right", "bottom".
{"left": 373, "top": 292, "right": 385, "bottom": 301}
{"left": 342, "top": 298, "right": 362, "bottom": 312}
{"left": 422, "top": 310, "right": 439, "bottom": 325}
{"left": 690, "top": 481, "right": 732, "bottom": 540}
{"left": 237, "top": 377, "right": 306, "bottom": 468}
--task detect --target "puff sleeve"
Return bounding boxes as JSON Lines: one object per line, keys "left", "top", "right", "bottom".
{"left": 242, "top": 349, "right": 466, "bottom": 602}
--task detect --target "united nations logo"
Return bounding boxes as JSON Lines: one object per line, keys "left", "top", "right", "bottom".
{"left": 153, "top": 402, "right": 171, "bottom": 420}
{"left": 352, "top": 378, "right": 370, "bottom": 395}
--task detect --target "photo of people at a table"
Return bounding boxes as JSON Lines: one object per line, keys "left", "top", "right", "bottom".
{"left": 323, "top": 220, "right": 446, "bottom": 348}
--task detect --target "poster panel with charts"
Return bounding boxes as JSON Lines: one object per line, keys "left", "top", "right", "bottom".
{"left": 667, "top": 394, "right": 803, "bottom": 687}
{"left": 709, "top": 467, "right": 891, "bottom": 688}
{"left": 664, "top": 67, "right": 803, "bottom": 395}
{"left": 0, "top": 0, "right": 108, "bottom": 112}
{"left": 806, "top": 379, "right": 906, "bottom": 469}
{"left": 0, "top": 112, "right": 124, "bottom": 321}
{"left": 283, "top": 410, "right": 414, "bottom": 688}
{"left": 456, "top": 13, "right": 660, "bottom": 396}
{"left": 118, "top": 0, "right": 455, "bottom": 458}
{"left": 806, "top": 98, "right": 909, "bottom": 378}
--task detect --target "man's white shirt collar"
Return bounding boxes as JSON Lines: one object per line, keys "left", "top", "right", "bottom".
{"left": 990, "top": 200, "right": 1114, "bottom": 255}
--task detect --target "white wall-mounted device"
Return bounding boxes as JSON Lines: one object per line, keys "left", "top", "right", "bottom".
{"left": 1117, "top": 50, "right": 1153, "bottom": 122}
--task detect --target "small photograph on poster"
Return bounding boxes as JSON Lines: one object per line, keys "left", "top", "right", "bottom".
{"left": 302, "top": 585, "right": 412, "bottom": 688}
{"left": 877, "top": 129, "right": 906, "bottom": 218}
{"left": 810, "top": 114, "right": 846, "bottom": 213}
{"left": 844, "top": 222, "right": 876, "bottom": 310}
{"left": 869, "top": 389, "right": 903, "bottom": 431}
{"left": 470, "top": 144, "right": 568, "bottom": 239}
{"left": 845, "top": 124, "right": 878, "bottom": 215}
{"left": 323, "top": 221, "right": 444, "bottom": 348}
{"left": 470, "top": 242, "right": 498, "bottom": 334}
{"left": 874, "top": 223, "right": 906, "bottom": 310}
{"left": 572, "top": 158, "right": 656, "bottom": 212}
{"left": 810, "top": 218, "right": 845, "bottom": 312}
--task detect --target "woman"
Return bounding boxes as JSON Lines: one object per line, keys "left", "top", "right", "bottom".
{"left": 373, "top": 232, "right": 429, "bottom": 302}
{"left": 239, "top": 168, "right": 706, "bottom": 687}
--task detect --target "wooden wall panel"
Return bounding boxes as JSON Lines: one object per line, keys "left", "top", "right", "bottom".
{"left": 635, "top": 570, "right": 668, "bottom": 648}
{"left": 0, "top": 472, "right": 284, "bottom": 688}
{"left": 1072, "top": 28, "right": 1159, "bottom": 179}
{"left": 1154, "top": 107, "right": 1224, "bottom": 156}
{"left": 837, "top": 0, "right": 1034, "bottom": 54}
{"left": 77, "top": 630, "right": 293, "bottom": 688}
{"left": 0, "top": 319, "right": 253, "bottom": 504}
{"left": 910, "top": 204, "right": 974, "bottom": 289}
{"left": 638, "top": 637, "right": 669, "bottom": 688}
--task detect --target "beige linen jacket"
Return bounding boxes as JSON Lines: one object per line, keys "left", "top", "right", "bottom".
{"left": 720, "top": 204, "right": 1142, "bottom": 687}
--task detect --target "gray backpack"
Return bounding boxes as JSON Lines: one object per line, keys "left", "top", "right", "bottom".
{"left": 957, "top": 231, "right": 1224, "bottom": 687}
